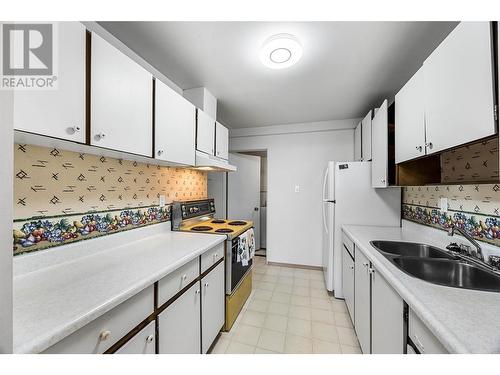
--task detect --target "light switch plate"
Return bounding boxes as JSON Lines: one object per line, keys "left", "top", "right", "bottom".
{"left": 295, "top": 185, "right": 300, "bottom": 193}
{"left": 159, "top": 195, "right": 166, "bottom": 207}
{"left": 440, "top": 197, "right": 448, "bottom": 212}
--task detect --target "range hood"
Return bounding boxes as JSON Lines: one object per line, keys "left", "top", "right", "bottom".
{"left": 194, "top": 151, "right": 237, "bottom": 172}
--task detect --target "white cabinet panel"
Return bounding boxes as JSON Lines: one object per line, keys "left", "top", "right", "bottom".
{"left": 43, "top": 286, "right": 153, "bottom": 354}
{"left": 157, "top": 257, "right": 199, "bottom": 307}
{"left": 409, "top": 309, "right": 447, "bottom": 354}
{"left": 215, "top": 122, "right": 229, "bottom": 160}
{"left": 371, "top": 100, "right": 388, "bottom": 188}
{"left": 91, "top": 33, "right": 153, "bottom": 156}
{"left": 423, "top": 22, "right": 496, "bottom": 154}
{"left": 354, "top": 122, "right": 362, "bottom": 161}
{"left": 342, "top": 245, "right": 355, "bottom": 324}
{"left": 201, "top": 262, "right": 225, "bottom": 353}
{"left": 116, "top": 321, "right": 155, "bottom": 354}
{"left": 196, "top": 110, "right": 215, "bottom": 155}
{"left": 155, "top": 79, "right": 196, "bottom": 165}
{"left": 13, "top": 22, "right": 86, "bottom": 143}
{"left": 200, "top": 243, "right": 224, "bottom": 273}
{"left": 361, "top": 111, "right": 372, "bottom": 161}
{"left": 158, "top": 282, "right": 201, "bottom": 354}
{"left": 354, "top": 249, "right": 371, "bottom": 354}
{"left": 395, "top": 67, "right": 426, "bottom": 163}
{"left": 371, "top": 268, "right": 404, "bottom": 354}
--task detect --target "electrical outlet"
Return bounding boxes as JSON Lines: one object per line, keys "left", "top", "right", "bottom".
{"left": 295, "top": 185, "right": 300, "bottom": 193}
{"left": 440, "top": 197, "right": 448, "bottom": 212}
{"left": 159, "top": 195, "right": 166, "bottom": 207}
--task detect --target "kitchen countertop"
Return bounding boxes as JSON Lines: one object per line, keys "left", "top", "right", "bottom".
{"left": 342, "top": 221, "right": 500, "bottom": 354}
{"left": 13, "top": 222, "right": 226, "bottom": 354}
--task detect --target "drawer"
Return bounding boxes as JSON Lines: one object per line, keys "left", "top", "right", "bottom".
{"left": 408, "top": 309, "right": 448, "bottom": 354}
{"left": 201, "top": 242, "right": 225, "bottom": 273}
{"left": 342, "top": 231, "right": 354, "bottom": 258}
{"left": 43, "top": 285, "right": 154, "bottom": 354}
{"left": 158, "top": 257, "right": 199, "bottom": 306}
{"left": 116, "top": 321, "right": 155, "bottom": 354}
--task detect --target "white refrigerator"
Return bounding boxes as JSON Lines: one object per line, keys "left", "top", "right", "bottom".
{"left": 322, "top": 161, "right": 401, "bottom": 298}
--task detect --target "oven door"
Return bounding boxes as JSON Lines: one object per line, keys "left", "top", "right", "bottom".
{"left": 226, "top": 232, "right": 253, "bottom": 294}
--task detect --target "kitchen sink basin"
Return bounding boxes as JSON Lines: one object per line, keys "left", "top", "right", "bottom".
{"left": 371, "top": 240, "right": 456, "bottom": 259}
{"left": 392, "top": 257, "right": 500, "bottom": 292}
{"left": 370, "top": 240, "right": 500, "bottom": 292}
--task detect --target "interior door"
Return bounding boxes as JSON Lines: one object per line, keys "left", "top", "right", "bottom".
{"left": 228, "top": 153, "right": 261, "bottom": 248}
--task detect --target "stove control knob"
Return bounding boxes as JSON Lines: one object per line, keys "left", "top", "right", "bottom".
{"left": 189, "top": 208, "right": 194, "bottom": 213}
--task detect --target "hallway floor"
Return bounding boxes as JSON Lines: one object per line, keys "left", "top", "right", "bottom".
{"left": 210, "top": 256, "right": 362, "bottom": 354}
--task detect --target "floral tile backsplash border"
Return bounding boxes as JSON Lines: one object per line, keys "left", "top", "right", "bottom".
{"left": 13, "top": 205, "right": 172, "bottom": 256}
{"left": 402, "top": 184, "right": 500, "bottom": 247}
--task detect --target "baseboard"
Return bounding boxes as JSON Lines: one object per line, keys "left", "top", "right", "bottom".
{"left": 266, "top": 261, "right": 322, "bottom": 271}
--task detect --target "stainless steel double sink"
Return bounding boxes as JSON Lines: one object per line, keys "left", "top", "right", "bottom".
{"left": 370, "top": 241, "right": 500, "bottom": 292}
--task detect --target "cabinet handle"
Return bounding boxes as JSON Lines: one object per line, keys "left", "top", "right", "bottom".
{"left": 146, "top": 335, "right": 154, "bottom": 343}
{"left": 415, "top": 145, "right": 422, "bottom": 152}
{"left": 95, "top": 132, "right": 106, "bottom": 141}
{"left": 204, "top": 282, "right": 209, "bottom": 287}
{"left": 425, "top": 142, "right": 433, "bottom": 150}
{"left": 195, "top": 289, "right": 200, "bottom": 294}
{"left": 362, "top": 262, "right": 369, "bottom": 267}
{"left": 157, "top": 150, "right": 164, "bottom": 156}
{"left": 99, "top": 330, "right": 111, "bottom": 341}
{"left": 68, "top": 125, "right": 81, "bottom": 134}
{"left": 181, "top": 274, "right": 187, "bottom": 281}
{"left": 368, "top": 267, "right": 375, "bottom": 275}
{"left": 380, "top": 179, "right": 386, "bottom": 184}
{"left": 350, "top": 265, "right": 354, "bottom": 270}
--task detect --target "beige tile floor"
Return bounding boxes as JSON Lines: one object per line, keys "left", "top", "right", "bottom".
{"left": 210, "top": 256, "right": 362, "bottom": 354}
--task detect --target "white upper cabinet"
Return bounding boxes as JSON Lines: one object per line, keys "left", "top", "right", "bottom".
{"left": 354, "top": 122, "right": 362, "bottom": 161}
{"left": 372, "top": 100, "right": 389, "bottom": 188}
{"left": 196, "top": 109, "right": 216, "bottom": 155}
{"left": 361, "top": 111, "right": 372, "bottom": 161}
{"left": 13, "top": 22, "right": 86, "bottom": 143}
{"left": 215, "top": 122, "right": 229, "bottom": 160}
{"left": 395, "top": 68, "right": 426, "bottom": 163}
{"left": 155, "top": 79, "right": 196, "bottom": 165}
{"left": 91, "top": 33, "right": 153, "bottom": 157}
{"left": 423, "top": 22, "right": 496, "bottom": 154}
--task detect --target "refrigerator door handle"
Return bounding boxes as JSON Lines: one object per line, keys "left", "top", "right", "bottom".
{"left": 322, "top": 202, "right": 328, "bottom": 234}
{"left": 322, "top": 166, "right": 329, "bottom": 201}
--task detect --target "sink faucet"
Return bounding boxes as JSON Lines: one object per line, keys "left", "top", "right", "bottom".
{"left": 448, "top": 225, "right": 484, "bottom": 261}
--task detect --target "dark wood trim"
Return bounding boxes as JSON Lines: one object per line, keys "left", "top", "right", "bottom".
{"left": 85, "top": 30, "right": 91, "bottom": 145}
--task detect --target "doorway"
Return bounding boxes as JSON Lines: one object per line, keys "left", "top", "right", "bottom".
{"left": 228, "top": 151, "right": 267, "bottom": 258}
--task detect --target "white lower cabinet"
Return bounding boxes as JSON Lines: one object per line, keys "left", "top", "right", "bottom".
{"left": 43, "top": 286, "right": 154, "bottom": 354}
{"left": 371, "top": 268, "right": 404, "bottom": 354}
{"left": 354, "top": 249, "right": 371, "bottom": 354}
{"left": 342, "top": 245, "right": 355, "bottom": 323}
{"left": 116, "top": 321, "right": 156, "bottom": 354}
{"left": 408, "top": 309, "right": 447, "bottom": 354}
{"left": 158, "top": 282, "right": 201, "bottom": 354}
{"left": 201, "top": 262, "right": 225, "bottom": 353}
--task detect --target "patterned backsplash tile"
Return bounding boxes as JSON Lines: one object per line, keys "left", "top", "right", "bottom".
{"left": 13, "top": 144, "right": 207, "bottom": 255}
{"left": 403, "top": 184, "right": 500, "bottom": 247}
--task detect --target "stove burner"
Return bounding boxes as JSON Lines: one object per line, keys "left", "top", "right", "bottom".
{"left": 211, "top": 220, "right": 226, "bottom": 224}
{"left": 191, "top": 226, "right": 213, "bottom": 232}
{"left": 215, "top": 228, "right": 234, "bottom": 233}
{"left": 228, "top": 221, "right": 247, "bottom": 226}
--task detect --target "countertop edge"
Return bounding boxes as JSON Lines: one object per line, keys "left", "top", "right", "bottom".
{"left": 341, "top": 225, "right": 470, "bottom": 354}
{"left": 15, "top": 234, "right": 226, "bottom": 354}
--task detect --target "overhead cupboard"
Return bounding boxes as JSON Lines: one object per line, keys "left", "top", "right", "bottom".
{"left": 354, "top": 110, "right": 373, "bottom": 162}
{"left": 11, "top": 22, "right": 230, "bottom": 169}
{"left": 395, "top": 22, "right": 498, "bottom": 164}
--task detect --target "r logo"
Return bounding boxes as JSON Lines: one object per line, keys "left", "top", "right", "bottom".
{"left": 2, "top": 23, "right": 53, "bottom": 76}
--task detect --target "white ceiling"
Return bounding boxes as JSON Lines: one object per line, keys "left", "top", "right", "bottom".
{"left": 99, "top": 21, "right": 457, "bottom": 129}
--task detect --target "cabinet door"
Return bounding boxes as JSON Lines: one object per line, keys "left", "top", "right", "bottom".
{"left": 371, "top": 267, "right": 404, "bottom": 354}
{"left": 116, "top": 321, "right": 155, "bottom": 354}
{"left": 423, "top": 22, "right": 496, "bottom": 154}
{"left": 158, "top": 282, "right": 201, "bottom": 354}
{"left": 361, "top": 111, "right": 372, "bottom": 161}
{"left": 13, "top": 22, "right": 86, "bottom": 143}
{"left": 354, "top": 249, "right": 371, "bottom": 354}
{"left": 196, "top": 110, "right": 215, "bottom": 155}
{"left": 354, "top": 122, "right": 362, "bottom": 161}
{"left": 395, "top": 67, "right": 426, "bottom": 163}
{"left": 342, "top": 245, "right": 355, "bottom": 324}
{"left": 371, "top": 100, "right": 388, "bottom": 188}
{"left": 91, "top": 33, "right": 153, "bottom": 156}
{"left": 155, "top": 79, "right": 196, "bottom": 165}
{"left": 215, "top": 122, "right": 229, "bottom": 160}
{"left": 201, "top": 262, "right": 225, "bottom": 353}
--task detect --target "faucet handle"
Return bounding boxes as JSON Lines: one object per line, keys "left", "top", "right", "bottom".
{"left": 489, "top": 255, "right": 500, "bottom": 271}
{"left": 446, "top": 242, "right": 460, "bottom": 253}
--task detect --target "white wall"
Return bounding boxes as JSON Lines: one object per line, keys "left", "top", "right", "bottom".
{"left": 0, "top": 88, "right": 13, "bottom": 353}
{"left": 230, "top": 119, "right": 357, "bottom": 267}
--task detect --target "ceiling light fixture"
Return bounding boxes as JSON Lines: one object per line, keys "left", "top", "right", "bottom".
{"left": 260, "top": 33, "right": 302, "bottom": 69}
